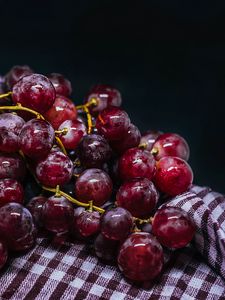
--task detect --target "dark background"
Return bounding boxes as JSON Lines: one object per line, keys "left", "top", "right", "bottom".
{"left": 0, "top": 0, "right": 225, "bottom": 193}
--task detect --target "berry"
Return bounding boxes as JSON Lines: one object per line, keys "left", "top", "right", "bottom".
{"left": 84, "top": 84, "right": 122, "bottom": 114}
{"left": 75, "top": 210, "right": 100, "bottom": 237}
{"left": 118, "top": 232, "right": 164, "bottom": 281}
{"left": 152, "top": 133, "right": 190, "bottom": 161}
{"left": 0, "top": 153, "right": 26, "bottom": 181}
{"left": 94, "top": 233, "right": 119, "bottom": 261}
{"left": 58, "top": 119, "right": 87, "bottom": 150}
{"left": 75, "top": 168, "right": 112, "bottom": 206}
{"left": 118, "top": 148, "right": 155, "bottom": 181}
{"left": 0, "top": 179, "right": 24, "bottom": 207}
{"left": 48, "top": 73, "right": 72, "bottom": 97}
{"left": 26, "top": 196, "right": 47, "bottom": 227}
{"left": 140, "top": 130, "right": 162, "bottom": 151}
{"left": 35, "top": 151, "right": 73, "bottom": 187}
{"left": 96, "top": 107, "right": 130, "bottom": 141}
{"left": 0, "top": 113, "right": 25, "bottom": 153}
{"left": 0, "top": 240, "right": 8, "bottom": 269}
{"left": 5, "top": 65, "right": 33, "bottom": 90}
{"left": 154, "top": 156, "right": 193, "bottom": 196}
{"left": 71, "top": 207, "right": 86, "bottom": 239}
{"left": 42, "top": 195, "right": 74, "bottom": 233}
{"left": 152, "top": 206, "right": 195, "bottom": 248}
{"left": 116, "top": 178, "right": 158, "bottom": 218}
{"left": 44, "top": 95, "right": 77, "bottom": 129}
{"left": 12, "top": 74, "right": 56, "bottom": 114}
{"left": 19, "top": 119, "right": 55, "bottom": 159}
{"left": 101, "top": 207, "right": 133, "bottom": 241}
{"left": 77, "top": 134, "right": 112, "bottom": 168}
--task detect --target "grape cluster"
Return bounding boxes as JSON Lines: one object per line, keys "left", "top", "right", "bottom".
{"left": 0, "top": 65, "right": 195, "bottom": 283}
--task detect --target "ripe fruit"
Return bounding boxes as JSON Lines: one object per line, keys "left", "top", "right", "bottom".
{"left": 26, "top": 196, "right": 48, "bottom": 227}
{"left": 12, "top": 74, "right": 56, "bottom": 114}
{"left": 0, "top": 153, "right": 26, "bottom": 181}
{"left": 118, "top": 232, "right": 164, "bottom": 281}
{"left": 118, "top": 147, "right": 155, "bottom": 181}
{"left": 152, "top": 207, "right": 195, "bottom": 249}
{"left": 154, "top": 156, "right": 193, "bottom": 196}
{"left": 94, "top": 233, "right": 119, "bottom": 261}
{"left": 0, "top": 179, "right": 24, "bottom": 207}
{"left": 5, "top": 65, "right": 33, "bottom": 90}
{"left": 75, "top": 210, "right": 100, "bottom": 237}
{"left": 48, "top": 73, "right": 72, "bottom": 97}
{"left": 140, "top": 130, "right": 162, "bottom": 151}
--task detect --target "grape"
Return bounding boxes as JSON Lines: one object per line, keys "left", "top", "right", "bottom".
{"left": 42, "top": 195, "right": 74, "bottom": 233}
{"left": 35, "top": 150, "right": 73, "bottom": 187}
{"left": 84, "top": 84, "right": 122, "bottom": 115}
{"left": 0, "top": 240, "right": 8, "bottom": 270}
{"left": 101, "top": 207, "right": 133, "bottom": 241}
{"left": 75, "top": 210, "right": 100, "bottom": 237}
{"left": 0, "top": 203, "right": 36, "bottom": 251}
{"left": 71, "top": 207, "right": 86, "bottom": 239}
{"left": 116, "top": 178, "right": 158, "bottom": 218}
{"left": 118, "top": 147, "right": 155, "bottom": 181}
{"left": 96, "top": 107, "right": 130, "bottom": 141}
{"left": 12, "top": 74, "right": 56, "bottom": 114}
{"left": 44, "top": 95, "right": 77, "bottom": 129}
{"left": 75, "top": 168, "right": 112, "bottom": 206}
{"left": 110, "top": 123, "right": 141, "bottom": 154}
{"left": 154, "top": 156, "right": 193, "bottom": 196}
{"left": 77, "top": 134, "right": 112, "bottom": 168}
{"left": 0, "top": 179, "right": 24, "bottom": 207}
{"left": 117, "top": 232, "right": 164, "bottom": 281}
{"left": 48, "top": 73, "right": 72, "bottom": 97}
{"left": 5, "top": 65, "right": 33, "bottom": 90}
{"left": 152, "top": 206, "right": 195, "bottom": 248}
{"left": 19, "top": 119, "right": 55, "bottom": 159}
{"left": 152, "top": 133, "right": 190, "bottom": 161}
{"left": 140, "top": 130, "right": 162, "bottom": 151}
{"left": 94, "top": 233, "right": 119, "bottom": 261}
{"left": 26, "top": 196, "right": 47, "bottom": 227}
{"left": 0, "top": 153, "right": 26, "bottom": 181}
{"left": 58, "top": 119, "right": 87, "bottom": 150}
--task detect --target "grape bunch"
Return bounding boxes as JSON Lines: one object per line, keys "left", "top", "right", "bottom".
{"left": 0, "top": 65, "right": 196, "bottom": 283}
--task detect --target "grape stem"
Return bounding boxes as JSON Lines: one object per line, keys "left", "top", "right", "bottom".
{"left": 76, "top": 98, "right": 98, "bottom": 134}
{"left": 0, "top": 91, "right": 12, "bottom": 99}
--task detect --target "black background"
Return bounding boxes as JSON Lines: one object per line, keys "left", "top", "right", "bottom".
{"left": 0, "top": 0, "right": 225, "bottom": 193}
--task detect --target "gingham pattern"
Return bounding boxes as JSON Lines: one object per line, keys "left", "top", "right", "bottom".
{"left": 0, "top": 186, "right": 225, "bottom": 300}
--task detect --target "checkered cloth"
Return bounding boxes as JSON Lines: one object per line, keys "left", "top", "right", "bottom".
{"left": 0, "top": 186, "right": 225, "bottom": 300}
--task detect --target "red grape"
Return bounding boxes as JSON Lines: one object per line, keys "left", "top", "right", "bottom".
{"left": 48, "top": 73, "right": 72, "bottom": 97}
{"left": 118, "top": 147, "right": 155, "bottom": 181}
{"left": 152, "top": 206, "right": 195, "bottom": 248}
{"left": 26, "top": 196, "right": 48, "bottom": 227}
{"left": 117, "top": 232, "right": 164, "bottom": 281}
{"left": 5, "top": 65, "right": 33, "bottom": 90}
{"left": 0, "top": 153, "right": 26, "bottom": 181}
{"left": 0, "top": 240, "right": 8, "bottom": 270}
{"left": 116, "top": 178, "right": 158, "bottom": 218}
{"left": 19, "top": 119, "right": 55, "bottom": 159}
{"left": 140, "top": 130, "right": 162, "bottom": 151}
{"left": 0, "top": 179, "right": 24, "bottom": 207}
{"left": 154, "top": 156, "right": 193, "bottom": 196}
{"left": 101, "top": 207, "right": 133, "bottom": 241}
{"left": 94, "top": 233, "right": 119, "bottom": 261}
{"left": 12, "top": 74, "right": 56, "bottom": 114}
{"left": 75, "top": 210, "right": 100, "bottom": 237}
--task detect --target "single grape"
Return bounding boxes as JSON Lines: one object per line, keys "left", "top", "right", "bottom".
{"left": 140, "top": 130, "right": 162, "bottom": 151}
{"left": 116, "top": 178, "right": 158, "bottom": 218}
{"left": 0, "top": 179, "right": 24, "bottom": 207}
{"left": 118, "top": 147, "right": 155, "bottom": 181}
{"left": 71, "top": 207, "right": 86, "bottom": 239}
{"left": 84, "top": 84, "right": 122, "bottom": 114}
{"left": 26, "top": 196, "right": 47, "bottom": 227}
{"left": 75, "top": 210, "right": 101, "bottom": 237}
{"left": 42, "top": 195, "right": 74, "bottom": 233}
{"left": 75, "top": 168, "right": 112, "bottom": 206}
{"left": 12, "top": 74, "right": 56, "bottom": 114}
{"left": 0, "top": 113, "right": 25, "bottom": 153}
{"left": 152, "top": 133, "right": 190, "bottom": 161}
{"left": 35, "top": 150, "right": 73, "bottom": 187}
{"left": 0, "top": 153, "right": 26, "bottom": 181}
{"left": 5, "top": 65, "right": 33, "bottom": 90}
{"left": 117, "top": 232, "right": 164, "bottom": 281}
{"left": 19, "top": 119, "right": 55, "bottom": 159}
{"left": 44, "top": 95, "right": 77, "bottom": 129}
{"left": 77, "top": 134, "right": 112, "bottom": 168}
{"left": 110, "top": 123, "right": 141, "bottom": 154}
{"left": 0, "top": 203, "right": 36, "bottom": 251}
{"left": 101, "top": 207, "right": 133, "bottom": 241}
{"left": 48, "top": 73, "right": 72, "bottom": 97}
{"left": 0, "top": 240, "right": 8, "bottom": 270}
{"left": 152, "top": 206, "right": 195, "bottom": 248}
{"left": 94, "top": 233, "right": 119, "bottom": 261}
{"left": 58, "top": 119, "right": 87, "bottom": 150}
{"left": 96, "top": 107, "right": 130, "bottom": 141}
{"left": 154, "top": 156, "right": 193, "bottom": 196}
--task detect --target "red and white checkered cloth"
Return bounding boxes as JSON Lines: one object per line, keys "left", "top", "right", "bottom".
{"left": 0, "top": 186, "right": 225, "bottom": 300}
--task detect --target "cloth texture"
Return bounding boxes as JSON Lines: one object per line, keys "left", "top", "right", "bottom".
{"left": 0, "top": 186, "right": 225, "bottom": 300}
